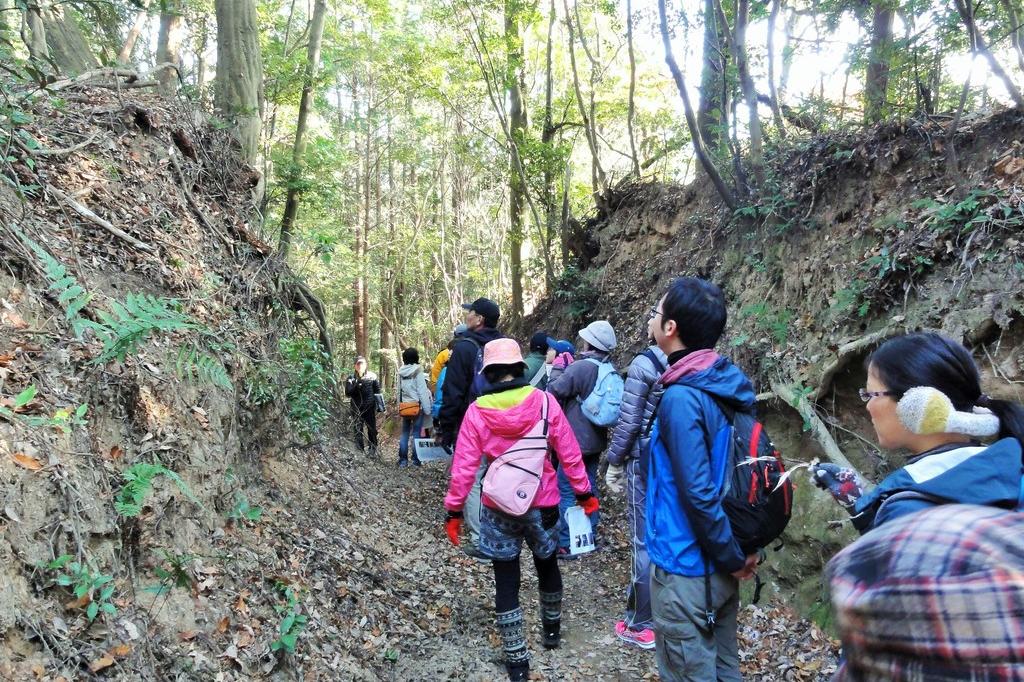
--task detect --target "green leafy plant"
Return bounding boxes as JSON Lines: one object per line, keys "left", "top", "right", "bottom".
{"left": 271, "top": 584, "right": 308, "bottom": 654}
{"left": 740, "top": 302, "right": 792, "bottom": 346}
{"left": 115, "top": 462, "right": 200, "bottom": 517}
{"left": 13, "top": 226, "right": 99, "bottom": 338}
{"left": 0, "top": 384, "right": 88, "bottom": 433}
{"left": 279, "top": 338, "right": 335, "bottom": 440}
{"left": 554, "top": 266, "right": 601, "bottom": 321}
{"left": 47, "top": 555, "right": 116, "bottom": 621}
{"left": 176, "top": 344, "right": 233, "bottom": 391}
{"left": 145, "top": 550, "right": 195, "bottom": 596}
{"left": 94, "top": 294, "right": 197, "bottom": 364}
{"left": 228, "top": 491, "right": 263, "bottom": 523}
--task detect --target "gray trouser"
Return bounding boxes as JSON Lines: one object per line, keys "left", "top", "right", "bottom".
{"left": 650, "top": 566, "right": 740, "bottom": 682}
{"left": 463, "top": 462, "right": 487, "bottom": 556}
{"left": 624, "top": 457, "right": 653, "bottom": 629}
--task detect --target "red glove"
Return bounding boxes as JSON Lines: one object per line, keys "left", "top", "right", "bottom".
{"left": 577, "top": 494, "right": 600, "bottom": 516}
{"left": 445, "top": 513, "right": 463, "bottom": 546}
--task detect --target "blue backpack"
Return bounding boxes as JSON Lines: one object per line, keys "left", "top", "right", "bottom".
{"left": 578, "top": 358, "right": 624, "bottom": 427}
{"left": 432, "top": 366, "right": 447, "bottom": 419}
{"left": 460, "top": 337, "right": 487, "bottom": 399}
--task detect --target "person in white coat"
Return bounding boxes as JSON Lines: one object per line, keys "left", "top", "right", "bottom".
{"left": 397, "top": 347, "right": 433, "bottom": 467}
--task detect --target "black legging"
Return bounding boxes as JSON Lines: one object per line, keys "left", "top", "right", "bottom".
{"left": 493, "top": 553, "right": 562, "bottom": 612}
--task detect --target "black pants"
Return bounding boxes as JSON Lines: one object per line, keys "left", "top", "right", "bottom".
{"left": 352, "top": 406, "right": 377, "bottom": 450}
{"left": 493, "top": 553, "right": 562, "bottom": 613}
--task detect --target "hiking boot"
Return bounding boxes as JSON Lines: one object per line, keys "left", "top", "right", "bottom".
{"left": 615, "top": 620, "right": 656, "bottom": 650}
{"left": 398, "top": 460, "right": 408, "bottom": 469}
{"left": 412, "top": 458, "right": 422, "bottom": 467}
{"left": 541, "top": 620, "right": 561, "bottom": 649}
{"left": 506, "top": 661, "right": 529, "bottom": 681}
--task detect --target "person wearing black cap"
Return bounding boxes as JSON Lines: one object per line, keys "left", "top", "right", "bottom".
{"left": 437, "top": 297, "right": 504, "bottom": 448}
{"left": 523, "top": 333, "right": 549, "bottom": 390}
{"left": 344, "top": 356, "right": 383, "bottom": 455}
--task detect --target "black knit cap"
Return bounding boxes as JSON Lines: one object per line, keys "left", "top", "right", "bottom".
{"left": 529, "top": 332, "right": 548, "bottom": 352}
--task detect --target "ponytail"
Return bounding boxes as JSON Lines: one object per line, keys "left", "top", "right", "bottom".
{"left": 983, "top": 396, "right": 1024, "bottom": 449}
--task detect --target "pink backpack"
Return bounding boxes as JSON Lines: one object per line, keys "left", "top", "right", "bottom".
{"left": 482, "top": 393, "right": 551, "bottom": 516}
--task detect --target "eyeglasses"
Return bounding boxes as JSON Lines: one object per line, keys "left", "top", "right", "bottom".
{"left": 648, "top": 307, "right": 663, "bottom": 319}
{"left": 859, "top": 388, "right": 898, "bottom": 402}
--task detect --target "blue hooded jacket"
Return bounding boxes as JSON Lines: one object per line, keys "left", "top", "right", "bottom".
{"left": 645, "top": 352, "right": 755, "bottom": 577}
{"left": 852, "top": 438, "right": 1024, "bottom": 533}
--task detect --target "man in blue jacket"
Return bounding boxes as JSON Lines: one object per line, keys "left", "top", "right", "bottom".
{"left": 644, "top": 277, "right": 758, "bottom": 681}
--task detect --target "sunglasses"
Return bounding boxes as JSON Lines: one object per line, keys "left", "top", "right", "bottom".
{"left": 859, "top": 388, "right": 898, "bottom": 402}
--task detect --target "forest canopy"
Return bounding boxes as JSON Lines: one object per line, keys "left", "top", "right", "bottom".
{"left": 2, "top": 0, "right": 1021, "bottom": 384}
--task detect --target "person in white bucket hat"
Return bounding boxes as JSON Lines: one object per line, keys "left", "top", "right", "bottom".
{"left": 547, "top": 319, "right": 620, "bottom": 556}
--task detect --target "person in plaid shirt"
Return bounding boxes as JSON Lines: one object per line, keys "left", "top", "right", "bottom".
{"left": 827, "top": 504, "right": 1024, "bottom": 680}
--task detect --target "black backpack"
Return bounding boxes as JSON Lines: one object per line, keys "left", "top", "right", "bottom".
{"left": 712, "top": 399, "right": 793, "bottom": 556}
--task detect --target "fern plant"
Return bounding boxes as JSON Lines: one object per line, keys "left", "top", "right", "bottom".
{"left": 13, "top": 226, "right": 100, "bottom": 339}
{"left": 115, "top": 462, "right": 201, "bottom": 517}
{"left": 176, "top": 344, "right": 233, "bottom": 391}
{"left": 94, "top": 294, "right": 197, "bottom": 364}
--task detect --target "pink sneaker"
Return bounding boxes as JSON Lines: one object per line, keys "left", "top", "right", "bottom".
{"left": 615, "top": 620, "right": 656, "bottom": 649}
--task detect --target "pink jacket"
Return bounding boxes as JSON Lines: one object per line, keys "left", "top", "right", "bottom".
{"left": 444, "top": 385, "right": 591, "bottom": 512}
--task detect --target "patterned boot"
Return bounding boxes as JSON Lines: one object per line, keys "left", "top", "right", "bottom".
{"left": 496, "top": 607, "right": 529, "bottom": 681}
{"left": 539, "top": 590, "right": 562, "bottom": 649}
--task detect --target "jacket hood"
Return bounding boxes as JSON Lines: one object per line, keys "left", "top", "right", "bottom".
{"left": 662, "top": 350, "right": 755, "bottom": 411}
{"left": 398, "top": 364, "right": 422, "bottom": 379}
{"left": 474, "top": 386, "right": 548, "bottom": 439}
{"left": 897, "top": 438, "right": 1022, "bottom": 505}
{"left": 465, "top": 327, "right": 503, "bottom": 346}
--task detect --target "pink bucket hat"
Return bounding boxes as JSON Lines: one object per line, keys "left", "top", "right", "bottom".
{"left": 482, "top": 338, "right": 526, "bottom": 370}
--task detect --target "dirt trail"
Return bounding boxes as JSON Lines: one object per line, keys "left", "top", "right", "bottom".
{"left": 265, "top": 424, "right": 838, "bottom": 681}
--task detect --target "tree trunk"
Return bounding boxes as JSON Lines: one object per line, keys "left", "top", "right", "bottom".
{"left": 734, "top": 0, "right": 764, "bottom": 188}
{"left": 215, "top": 0, "right": 264, "bottom": 163}
{"left": 22, "top": 2, "right": 48, "bottom": 64}
{"left": 117, "top": 8, "right": 147, "bottom": 64}
{"left": 864, "top": 1, "right": 894, "bottom": 124}
{"left": 698, "top": 0, "right": 727, "bottom": 155}
{"left": 954, "top": 0, "right": 1024, "bottom": 109}
{"left": 195, "top": 16, "right": 208, "bottom": 92}
{"left": 156, "top": 2, "right": 183, "bottom": 97}
{"left": 564, "top": 0, "right": 607, "bottom": 197}
{"left": 541, "top": 0, "right": 558, "bottom": 290}
{"left": 506, "top": 0, "right": 527, "bottom": 322}
{"left": 356, "top": 73, "right": 373, "bottom": 359}
{"left": 625, "top": 0, "right": 640, "bottom": 178}
{"left": 766, "top": 0, "right": 786, "bottom": 138}
{"left": 278, "top": 0, "right": 328, "bottom": 258}
{"left": 37, "top": 2, "right": 98, "bottom": 75}
{"left": 1000, "top": 0, "right": 1024, "bottom": 72}
{"left": 658, "top": 0, "right": 737, "bottom": 211}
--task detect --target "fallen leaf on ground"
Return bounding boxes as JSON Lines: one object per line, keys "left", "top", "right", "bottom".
{"left": 10, "top": 452, "right": 44, "bottom": 471}
{"left": 88, "top": 655, "right": 114, "bottom": 673}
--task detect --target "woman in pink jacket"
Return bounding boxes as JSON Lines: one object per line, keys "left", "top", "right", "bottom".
{"left": 444, "top": 338, "right": 598, "bottom": 681}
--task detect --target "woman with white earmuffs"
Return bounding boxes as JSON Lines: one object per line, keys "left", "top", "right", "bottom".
{"left": 813, "top": 331, "right": 1024, "bottom": 533}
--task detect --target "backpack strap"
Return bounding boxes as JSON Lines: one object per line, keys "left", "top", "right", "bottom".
{"left": 641, "top": 349, "right": 666, "bottom": 375}
{"left": 529, "top": 363, "right": 547, "bottom": 386}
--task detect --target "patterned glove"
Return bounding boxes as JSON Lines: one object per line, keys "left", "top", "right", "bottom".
{"left": 604, "top": 464, "right": 625, "bottom": 494}
{"left": 552, "top": 352, "right": 574, "bottom": 370}
{"left": 445, "top": 511, "right": 463, "bottom": 546}
{"left": 576, "top": 493, "right": 600, "bottom": 516}
{"left": 812, "top": 463, "right": 864, "bottom": 508}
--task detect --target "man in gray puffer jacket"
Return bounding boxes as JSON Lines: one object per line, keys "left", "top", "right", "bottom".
{"left": 604, "top": 342, "right": 666, "bottom": 649}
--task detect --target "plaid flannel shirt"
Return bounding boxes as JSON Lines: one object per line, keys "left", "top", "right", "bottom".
{"left": 826, "top": 504, "right": 1024, "bottom": 681}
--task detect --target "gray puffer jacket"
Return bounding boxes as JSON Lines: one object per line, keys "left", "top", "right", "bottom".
{"left": 606, "top": 346, "right": 667, "bottom": 466}
{"left": 547, "top": 350, "right": 613, "bottom": 456}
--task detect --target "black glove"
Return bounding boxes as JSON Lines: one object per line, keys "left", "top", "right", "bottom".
{"left": 812, "top": 462, "right": 864, "bottom": 509}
